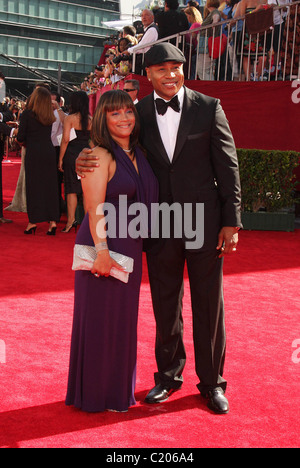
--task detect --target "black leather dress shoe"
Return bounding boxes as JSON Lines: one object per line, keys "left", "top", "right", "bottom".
{"left": 205, "top": 387, "right": 229, "bottom": 414}
{"left": 144, "top": 384, "right": 178, "bottom": 404}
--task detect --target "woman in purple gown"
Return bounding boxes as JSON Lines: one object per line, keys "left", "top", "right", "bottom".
{"left": 65, "top": 91, "right": 158, "bottom": 413}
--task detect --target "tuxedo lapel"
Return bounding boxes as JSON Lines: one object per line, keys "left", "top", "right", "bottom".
{"left": 142, "top": 93, "right": 171, "bottom": 166}
{"left": 172, "top": 87, "right": 199, "bottom": 164}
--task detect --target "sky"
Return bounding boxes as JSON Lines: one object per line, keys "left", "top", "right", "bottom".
{"left": 119, "top": 0, "right": 164, "bottom": 19}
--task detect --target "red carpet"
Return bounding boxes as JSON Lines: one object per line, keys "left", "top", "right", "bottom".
{"left": 1, "top": 158, "right": 300, "bottom": 448}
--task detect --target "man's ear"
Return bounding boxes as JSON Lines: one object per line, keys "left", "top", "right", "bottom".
{"left": 146, "top": 67, "right": 152, "bottom": 82}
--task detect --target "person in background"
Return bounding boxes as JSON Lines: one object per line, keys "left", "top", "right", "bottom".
{"left": 228, "top": 0, "right": 243, "bottom": 79}
{"left": 157, "top": 0, "right": 190, "bottom": 44}
{"left": 187, "top": 0, "right": 203, "bottom": 12}
{"left": 114, "top": 37, "right": 133, "bottom": 80}
{"left": 0, "top": 70, "right": 14, "bottom": 223}
{"left": 126, "top": 10, "right": 159, "bottom": 75}
{"left": 92, "top": 65, "right": 105, "bottom": 91}
{"left": 51, "top": 91, "right": 66, "bottom": 216}
{"left": 280, "top": 0, "right": 299, "bottom": 78}
{"left": 122, "top": 25, "right": 137, "bottom": 39}
{"left": 103, "top": 49, "right": 118, "bottom": 86}
{"left": 17, "top": 87, "right": 60, "bottom": 235}
{"left": 0, "top": 121, "right": 18, "bottom": 223}
{"left": 123, "top": 80, "right": 140, "bottom": 104}
{"left": 58, "top": 91, "right": 92, "bottom": 233}
{"left": 267, "top": 0, "right": 291, "bottom": 78}
{"left": 184, "top": 6, "right": 203, "bottom": 78}
{"left": 239, "top": 0, "right": 267, "bottom": 80}
{"left": 197, "top": 0, "right": 222, "bottom": 80}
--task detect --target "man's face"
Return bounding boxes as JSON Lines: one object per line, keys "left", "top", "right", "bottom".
{"left": 141, "top": 11, "right": 153, "bottom": 28}
{"left": 123, "top": 83, "right": 138, "bottom": 102}
{"left": 51, "top": 94, "right": 58, "bottom": 110}
{"left": 146, "top": 62, "right": 185, "bottom": 101}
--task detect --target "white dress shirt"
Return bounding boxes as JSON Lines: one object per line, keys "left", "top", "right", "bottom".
{"left": 128, "top": 23, "right": 158, "bottom": 55}
{"left": 154, "top": 86, "right": 185, "bottom": 163}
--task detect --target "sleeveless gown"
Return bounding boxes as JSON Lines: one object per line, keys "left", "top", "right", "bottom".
{"left": 65, "top": 142, "right": 158, "bottom": 412}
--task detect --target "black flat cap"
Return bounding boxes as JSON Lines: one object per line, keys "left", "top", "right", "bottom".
{"left": 144, "top": 43, "right": 186, "bottom": 67}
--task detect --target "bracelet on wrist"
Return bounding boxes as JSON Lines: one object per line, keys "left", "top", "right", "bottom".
{"left": 95, "top": 242, "right": 108, "bottom": 253}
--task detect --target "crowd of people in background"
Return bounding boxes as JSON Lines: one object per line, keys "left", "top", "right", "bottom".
{"left": 0, "top": 71, "right": 143, "bottom": 232}
{"left": 0, "top": 80, "right": 93, "bottom": 232}
{"left": 80, "top": 0, "right": 298, "bottom": 91}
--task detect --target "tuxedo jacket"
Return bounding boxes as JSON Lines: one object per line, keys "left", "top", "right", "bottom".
{"left": 136, "top": 86, "right": 242, "bottom": 252}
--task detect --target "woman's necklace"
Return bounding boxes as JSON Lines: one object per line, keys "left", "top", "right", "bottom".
{"left": 120, "top": 146, "right": 134, "bottom": 160}
{"left": 121, "top": 147, "right": 131, "bottom": 154}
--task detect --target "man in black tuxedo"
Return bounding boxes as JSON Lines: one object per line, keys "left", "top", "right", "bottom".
{"left": 76, "top": 43, "right": 242, "bottom": 414}
{"left": 137, "top": 43, "right": 242, "bottom": 414}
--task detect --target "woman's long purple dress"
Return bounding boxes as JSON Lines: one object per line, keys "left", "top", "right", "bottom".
{"left": 65, "top": 143, "right": 158, "bottom": 413}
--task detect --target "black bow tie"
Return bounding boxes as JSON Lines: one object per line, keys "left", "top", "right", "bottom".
{"left": 155, "top": 95, "right": 180, "bottom": 116}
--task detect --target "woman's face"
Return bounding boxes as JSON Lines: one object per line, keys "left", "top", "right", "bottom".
{"left": 106, "top": 107, "right": 136, "bottom": 141}
{"left": 119, "top": 40, "right": 127, "bottom": 53}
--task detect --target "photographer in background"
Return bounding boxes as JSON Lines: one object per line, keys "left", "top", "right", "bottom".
{"left": 113, "top": 37, "right": 134, "bottom": 79}
{"left": 103, "top": 48, "right": 118, "bottom": 85}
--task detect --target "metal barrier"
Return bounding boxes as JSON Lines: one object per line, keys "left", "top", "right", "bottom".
{"left": 132, "top": 1, "right": 300, "bottom": 82}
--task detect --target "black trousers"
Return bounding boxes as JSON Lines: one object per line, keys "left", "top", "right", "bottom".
{"left": 146, "top": 238, "right": 227, "bottom": 395}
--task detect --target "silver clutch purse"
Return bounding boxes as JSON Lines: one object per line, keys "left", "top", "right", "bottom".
{"left": 72, "top": 244, "right": 134, "bottom": 284}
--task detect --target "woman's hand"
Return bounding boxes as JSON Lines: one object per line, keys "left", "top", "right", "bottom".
{"left": 58, "top": 157, "right": 64, "bottom": 172}
{"left": 91, "top": 250, "right": 125, "bottom": 278}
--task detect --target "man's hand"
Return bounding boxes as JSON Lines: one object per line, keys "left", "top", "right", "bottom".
{"left": 217, "top": 227, "right": 239, "bottom": 258}
{"left": 76, "top": 148, "right": 99, "bottom": 178}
